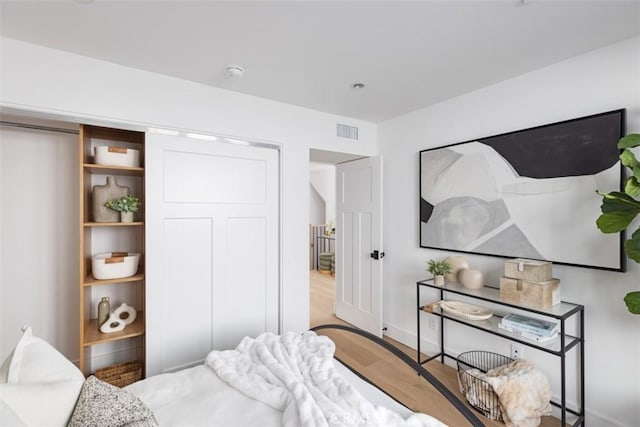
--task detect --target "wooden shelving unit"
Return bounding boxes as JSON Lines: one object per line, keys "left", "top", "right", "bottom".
{"left": 78, "top": 124, "right": 146, "bottom": 379}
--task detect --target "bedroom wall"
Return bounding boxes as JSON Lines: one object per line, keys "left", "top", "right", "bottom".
{"left": 378, "top": 36, "right": 640, "bottom": 426}
{"left": 0, "top": 37, "right": 377, "bottom": 362}
{"left": 309, "top": 163, "right": 336, "bottom": 224}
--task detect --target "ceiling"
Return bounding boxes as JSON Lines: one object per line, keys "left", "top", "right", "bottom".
{"left": 1, "top": 1, "right": 639, "bottom": 123}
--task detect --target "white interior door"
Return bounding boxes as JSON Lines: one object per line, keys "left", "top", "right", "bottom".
{"left": 335, "top": 156, "right": 383, "bottom": 337}
{"left": 146, "top": 133, "right": 279, "bottom": 376}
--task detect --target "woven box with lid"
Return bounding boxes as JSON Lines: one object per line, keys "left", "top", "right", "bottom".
{"left": 503, "top": 258, "right": 552, "bottom": 282}
{"left": 501, "top": 258, "right": 560, "bottom": 309}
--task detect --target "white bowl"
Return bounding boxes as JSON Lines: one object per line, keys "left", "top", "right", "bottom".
{"left": 94, "top": 146, "right": 140, "bottom": 168}
{"left": 91, "top": 252, "right": 140, "bottom": 280}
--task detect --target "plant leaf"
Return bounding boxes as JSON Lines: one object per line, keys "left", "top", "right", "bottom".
{"left": 624, "top": 176, "right": 640, "bottom": 198}
{"left": 595, "top": 191, "right": 640, "bottom": 233}
{"left": 620, "top": 149, "right": 640, "bottom": 169}
{"left": 617, "top": 134, "right": 640, "bottom": 149}
{"left": 624, "top": 227, "right": 640, "bottom": 263}
{"left": 624, "top": 291, "right": 640, "bottom": 315}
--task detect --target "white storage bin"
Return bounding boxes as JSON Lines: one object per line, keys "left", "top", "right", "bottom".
{"left": 91, "top": 252, "right": 140, "bottom": 280}
{"left": 94, "top": 146, "right": 140, "bottom": 167}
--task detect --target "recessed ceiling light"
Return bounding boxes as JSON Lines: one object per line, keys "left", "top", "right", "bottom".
{"left": 351, "top": 83, "right": 366, "bottom": 90}
{"left": 226, "top": 64, "right": 245, "bottom": 78}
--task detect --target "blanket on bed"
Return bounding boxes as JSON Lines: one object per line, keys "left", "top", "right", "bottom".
{"left": 205, "top": 331, "right": 446, "bottom": 427}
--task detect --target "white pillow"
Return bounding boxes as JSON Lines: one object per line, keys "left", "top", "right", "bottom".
{"left": 0, "top": 327, "right": 85, "bottom": 426}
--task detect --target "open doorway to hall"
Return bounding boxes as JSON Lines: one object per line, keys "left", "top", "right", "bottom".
{"left": 309, "top": 161, "right": 339, "bottom": 327}
{"left": 308, "top": 149, "right": 361, "bottom": 328}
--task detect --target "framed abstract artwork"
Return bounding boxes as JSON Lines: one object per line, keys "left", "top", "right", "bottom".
{"left": 419, "top": 109, "right": 625, "bottom": 271}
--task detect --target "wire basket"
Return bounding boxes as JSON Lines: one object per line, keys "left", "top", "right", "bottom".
{"left": 94, "top": 360, "right": 142, "bottom": 388}
{"left": 456, "top": 351, "right": 513, "bottom": 421}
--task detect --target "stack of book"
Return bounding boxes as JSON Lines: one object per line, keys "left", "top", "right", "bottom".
{"left": 499, "top": 313, "right": 559, "bottom": 342}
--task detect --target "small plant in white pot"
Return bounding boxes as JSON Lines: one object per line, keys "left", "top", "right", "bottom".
{"left": 426, "top": 259, "right": 452, "bottom": 286}
{"left": 105, "top": 195, "right": 140, "bottom": 223}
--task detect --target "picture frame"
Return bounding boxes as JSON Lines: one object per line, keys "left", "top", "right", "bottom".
{"left": 419, "top": 109, "right": 625, "bottom": 271}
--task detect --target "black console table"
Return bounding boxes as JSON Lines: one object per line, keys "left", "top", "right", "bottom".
{"left": 416, "top": 279, "right": 585, "bottom": 426}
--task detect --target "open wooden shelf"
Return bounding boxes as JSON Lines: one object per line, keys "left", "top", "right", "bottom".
{"left": 84, "top": 222, "right": 144, "bottom": 227}
{"left": 83, "top": 273, "right": 144, "bottom": 287}
{"left": 83, "top": 163, "right": 144, "bottom": 176}
{"left": 83, "top": 312, "right": 145, "bottom": 347}
{"left": 79, "top": 124, "right": 146, "bottom": 375}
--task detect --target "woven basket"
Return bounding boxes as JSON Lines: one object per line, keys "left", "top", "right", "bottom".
{"left": 456, "top": 351, "right": 513, "bottom": 421}
{"left": 94, "top": 360, "right": 142, "bottom": 388}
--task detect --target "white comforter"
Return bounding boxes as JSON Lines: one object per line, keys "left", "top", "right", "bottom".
{"left": 206, "top": 331, "right": 446, "bottom": 427}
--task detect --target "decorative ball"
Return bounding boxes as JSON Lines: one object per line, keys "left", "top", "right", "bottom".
{"left": 444, "top": 255, "right": 470, "bottom": 283}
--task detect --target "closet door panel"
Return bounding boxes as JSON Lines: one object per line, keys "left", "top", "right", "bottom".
{"left": 161, "top": 218, "right": 213, "bottom": 372}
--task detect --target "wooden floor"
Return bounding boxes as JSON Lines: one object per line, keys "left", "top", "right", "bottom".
{"left": 309, "top": 269, "right": 566, "bottom": 427}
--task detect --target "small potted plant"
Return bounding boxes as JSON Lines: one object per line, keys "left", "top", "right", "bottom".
{"left": 426, "top": 259, "right": 452, "bottom": 286}
{"left": 105, "top": 195, "right": 140, "bottom": 223}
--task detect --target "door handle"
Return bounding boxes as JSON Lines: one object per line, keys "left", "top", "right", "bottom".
{"left": 370, "top": 250, "right": 385, "bottom": 260}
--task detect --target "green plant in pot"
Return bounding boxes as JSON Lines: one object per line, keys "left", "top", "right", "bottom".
{"left": 426, "top": 259, "right": 452, "bottom": 286}
{"left": 596, "top": 133, "right": 640, "bottom": 314}
{"left": 105, "top": 195, "right": 140, "bottom": 223}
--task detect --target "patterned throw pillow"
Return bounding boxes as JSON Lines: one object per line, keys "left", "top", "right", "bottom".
{"left": 68, "top": 376, "right": 158, "bottom": 427}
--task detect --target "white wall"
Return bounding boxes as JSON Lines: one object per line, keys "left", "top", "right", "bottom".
{"left": 309, "top": 163, "right": 336, "bottom": 224}
{"left": 0, "top": 125, "right": 79, "bottom": 359}
{"left": 379, "top": 36, "right": 640, "bottom": 426}
{"left": 309, "top": 183, "right": 326, "bottom": 225}
{"left": 0, "top": 37, "right": 377, "bottom": 361}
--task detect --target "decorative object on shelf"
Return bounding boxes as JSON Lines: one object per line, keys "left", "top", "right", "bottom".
{"left": 443, "top": 255, "right": 469, "bottom": 283}
{"left": 596, "top": 133, "right": 640, "bottom": 314}
{"left": 97, "top": 297, "right": 110, "bottom": 329}
{"left": 100, "top": 313, "right": 126, "bottom": 334}
{"left": 425, "top": 300, "right": 493, "bottom": 321}
{"left": 500, "top": 276, "right": 561, "bottom": 309}
{"left": 114, "top": 303, "right": 137, "bottom": 326}
{"left": 459, "top": 268, "right": 484, "bottom": 290}
{"left": 426, "top": 259, "right": 452, "bottom": 286}
{"left": 420, "top": 109, "right": 624, "bottom": 271}
{"left": 105, "top": 195, "right": 141, "bottom": 223}
{"left": 499, "top": 313, "right": 558, "bottom": 337}
{"left": 91, "top": 252, "right": 141, "bottom": 280}
{"left": 501, "top": 258, "right": 560, "bottom": 309}
{"left": 94, "top": 360, "right": 143, "bottom": 388}
{"left": 94, "top": 145, "right": 140, "bottom": 168}
{"left": 503, "top": 258, "right": 552, "bottom": 282}
{"left": 92, "top": 176, "right": 130, "bottom": 223}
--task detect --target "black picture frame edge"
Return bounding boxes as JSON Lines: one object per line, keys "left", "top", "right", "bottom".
{"left": 418, "top": 108, "right": 627, "bottom": 273}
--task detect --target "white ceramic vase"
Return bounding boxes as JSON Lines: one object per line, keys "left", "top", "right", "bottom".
{"left": 459, "top": 269, "right": 484, "bottom": 290}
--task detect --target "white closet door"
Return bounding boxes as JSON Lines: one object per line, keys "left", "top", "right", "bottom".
{"left": 145, "top": 133, "right": 279, "bottom": 376}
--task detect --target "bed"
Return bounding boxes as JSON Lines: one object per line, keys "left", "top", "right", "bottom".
{"left": 0, "top": 325, "right": 483, "bottom": 427}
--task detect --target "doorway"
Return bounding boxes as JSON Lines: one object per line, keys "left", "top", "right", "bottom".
{"left": 309, "top": 160, "right": 338, "bottom": 327}
{"left": 308, "top": 149, "right": 383, "bottom": 334}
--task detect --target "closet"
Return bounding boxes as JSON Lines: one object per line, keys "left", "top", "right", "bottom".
{"left": 1, "top": 117, "right": 280, "bottom": 380}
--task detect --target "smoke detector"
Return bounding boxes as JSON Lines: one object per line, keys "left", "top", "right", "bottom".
{"left": 226, "top": 64, "right": 245, "bottom": 78}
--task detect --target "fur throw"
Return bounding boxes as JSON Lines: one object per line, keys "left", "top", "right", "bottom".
{"left": 465, "top": 359, "right": 551, "bottom": 427}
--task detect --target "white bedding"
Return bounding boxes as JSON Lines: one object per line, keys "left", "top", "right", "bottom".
{"left": 126, "top": 332, "right": 445, "bottom": 427}
{"left": 206, "top": 331, "right": 443, "bottom": 427}
{"left": 126, "top": 362, "right": 415, "bottom": 427}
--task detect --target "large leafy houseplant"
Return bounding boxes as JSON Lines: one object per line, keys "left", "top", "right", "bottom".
{"left": 596, "top": 133, "right": 640, "bottom": 314}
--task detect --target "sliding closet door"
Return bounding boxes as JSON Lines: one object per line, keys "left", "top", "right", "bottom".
{"left": 145, "top": 133, "right": 279, "bottom": 376}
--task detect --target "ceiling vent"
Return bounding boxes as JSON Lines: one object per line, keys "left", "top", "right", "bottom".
{"left": 337, "top": 123, "right": 358, "bottom": 140}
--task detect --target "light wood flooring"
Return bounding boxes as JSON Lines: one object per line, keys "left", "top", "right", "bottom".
{"left": 309, "top": 269, "right": 567, "bottom": 427}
